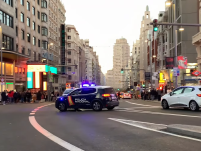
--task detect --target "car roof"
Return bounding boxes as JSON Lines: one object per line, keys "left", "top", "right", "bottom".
{"left": 82, "top": 86, "right": 113, "bottom": 89}
{"left": 178, "top": 86, "right": 201, "bottom": 88}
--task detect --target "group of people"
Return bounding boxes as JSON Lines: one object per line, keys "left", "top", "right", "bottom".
{"left": 1, "top": 90, "right": 60, "bottom": 105}
{"left": 140, "top": 88, "right": 162, "bottom": 101}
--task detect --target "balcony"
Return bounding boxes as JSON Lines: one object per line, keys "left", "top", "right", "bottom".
{"left": 192, "top": 32, "right": 201, "bottom": 45}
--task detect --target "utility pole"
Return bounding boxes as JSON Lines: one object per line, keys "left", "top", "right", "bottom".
{"left": 149, "top": 32, "right": 153, "bottom": 89}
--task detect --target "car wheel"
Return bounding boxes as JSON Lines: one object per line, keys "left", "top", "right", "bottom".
{"left": 107, "top": 107, "right": 115, "bottom": 110}
{"left": 92, "top": 101, "right": 102, "bottom": 111}
{"left": 162, "top": 100, "right": 169, "bottom": 109}
{"left": 58, "top": 102, "right": 67, "bottom": 112}
{"left": 189, "top": 101, "right": 199, "bottom": 111}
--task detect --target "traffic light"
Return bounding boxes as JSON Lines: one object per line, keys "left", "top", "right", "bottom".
{"left": 153, "top": 19, "right": 158, "bottom": 32}
{"left": 142, "top": 84, "right": 145, "bottom": 87}
{"left": 118, "top": 89, "right": 120, "bottom": 91}
{"left": 121, "top": 68, "right": 124, "bottom": 74}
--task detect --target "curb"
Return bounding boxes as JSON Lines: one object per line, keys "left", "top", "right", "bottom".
{"left": 165, "top": 124, "right": 201, "bottom": 139}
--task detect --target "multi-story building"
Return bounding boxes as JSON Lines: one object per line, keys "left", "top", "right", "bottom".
{"left": 139, "top": 6, "right": 152, "bottom": 84}
{"left": 0, "top": 0, "right": 29, "bottom": 92}
{"left": 100, "top": 72, "right": 106, "bottom": 86}
{"left": 65, "top": 25, "right": 80, "bottom": 87}
{"left": 105, "top": 70, "right": 114, "bottom": 87}
{"left": 131, "top": 40, "right": 140, "bottom": 87}
{"left": 112, "top": 38, "right": 130, "bottom": 89}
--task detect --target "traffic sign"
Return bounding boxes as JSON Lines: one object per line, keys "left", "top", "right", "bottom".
{"left": 173, "top": 67, "right": 179, "bottom": 77}
{"left": 1, "top": 78, "right": 4, "bottom": 82}
{"left": 1, "top": 82, "right": 5, "bottom": 85}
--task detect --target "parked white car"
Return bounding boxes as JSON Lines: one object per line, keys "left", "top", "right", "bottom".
{"left": 122, "top": 93, "right": 132, "bottom": 99}
{"left": 161, "top": 86, "right": 201, "bottom": 111}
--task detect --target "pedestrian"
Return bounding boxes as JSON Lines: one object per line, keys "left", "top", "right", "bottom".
{"left": 150, "top": 88, "right": 155, "bottom": 100}
{"left": 13, "top": 90, "right": 18, "bottom": 103}
{"left": 26, "top": 90, "right": 32, "bottom": 103}
{"left": 32, "top": 92, "right": 36, "bottom": 103}
{"left": 17, "top": 91, "right": 21, "bottom": 103}
{"left": 36, "top": 91, "right": 42, "bottom": 103}
{"left": 8, "top": 90, "right": 14, "bottom": 103}
{"left": 1, "top": 90, "right": 7, "bottom": 105}
{"left": 21, "top": 91, "right": 25, "bottom": 103}
{"left": 157, "top": 89, "right": 162, "bottom": 101}
{"left": 51, "top": 91, "right": 55, "bottom": 102}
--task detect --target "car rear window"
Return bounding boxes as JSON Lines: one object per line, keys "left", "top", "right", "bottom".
{"left": 103, "top": 88, "right": 115, "bottom": 94}
{"left": 63, "top": 89, "right": 74, "bottom": 94}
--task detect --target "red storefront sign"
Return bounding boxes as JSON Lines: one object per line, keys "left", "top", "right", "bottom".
{"left": 177, "top": 56, "right": 187, "bottom": 69}
{"left": 192, "top": 70, "right": 201, "bottom": 76}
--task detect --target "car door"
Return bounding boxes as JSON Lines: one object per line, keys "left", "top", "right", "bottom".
{"left": 179, "top": 87, "right": 194, "bottom": 107}
{"left": 168, "top": 88, "right": 184, "bottom": 107}
{"left": 76, "top": 88, "right": 97, "bottom": 108}
{"left": 69, "top": 89, "right": 82, "bottom": 107}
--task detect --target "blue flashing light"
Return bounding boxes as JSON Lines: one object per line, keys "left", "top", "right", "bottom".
{"left": 60, "top": 97, "right": 64, "bottom": 101}
{"left": 91, "top": 84, "right": 96, "bottom": 86}
{"left": 83, "top": 84, "right": 90, "bottom": 87}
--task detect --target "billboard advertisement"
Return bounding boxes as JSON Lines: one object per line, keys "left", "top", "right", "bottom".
{"left": 165, "top": 57, "right": 174, "bottom": 69}
{"left": 177, "top": 56, "right": 187, "bottom": 69}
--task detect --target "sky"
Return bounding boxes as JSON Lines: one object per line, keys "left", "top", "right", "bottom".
{"left": 63, "top": 0, "right": 166, "bottom": 74}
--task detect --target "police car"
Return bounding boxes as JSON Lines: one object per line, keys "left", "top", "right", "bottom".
{"left": 55, "top": 86, "right": 119, "bottom": 111}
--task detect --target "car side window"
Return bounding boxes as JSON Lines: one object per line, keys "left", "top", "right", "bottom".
{"left": 173, "top": 88, "right": 184, "bottom": 95}
{"left": 81, "top": 88, "right": 96, "bottom": 94}
{"left": 71, "top": 89, "right": 82, "bottom": 96}
{"left": 183, "top": 88, "right": 193, "bottom": 94}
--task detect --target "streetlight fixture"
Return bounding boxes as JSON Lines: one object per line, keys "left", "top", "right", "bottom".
{"left": 179, "top": 27, "right": 184, "bottom": 31}
{"left": 165, "top": 1, "right": 172, "bottom": 6}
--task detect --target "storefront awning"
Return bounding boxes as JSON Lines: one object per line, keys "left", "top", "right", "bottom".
{"left": 2, "top": 50, "right": 30, "bottom": 61}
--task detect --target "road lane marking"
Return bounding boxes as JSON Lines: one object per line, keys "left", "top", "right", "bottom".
{"left": 117, "top": 109, "right": 201, "bottom": 118}
{"left": 126, "top": 101, "right": 160, "bottom": 107}
{"left": 109, "top": 118, "right": 201, "bottom": 142}
{"left": 29, "top": 104, "right": 84, "bottom": 151}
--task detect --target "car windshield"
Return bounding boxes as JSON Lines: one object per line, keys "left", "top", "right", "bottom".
{"left": 63, "top": 89, "right": 74, "bottom": 94}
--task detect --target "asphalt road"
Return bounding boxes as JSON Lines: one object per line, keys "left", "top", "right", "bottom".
{"left": 0, "top": 99, "right": 201, "bottom": 151}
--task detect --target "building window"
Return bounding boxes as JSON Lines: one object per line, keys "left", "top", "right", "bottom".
{"left": 68, "top": 36, "right": 71, "bottom": 39}
{"left": 22, "top": 68, "right": 25, "bottom": 74}
{"left": 33, "top": 37, "right": 36, "bottom": 45}
{"left": 28, "top": 49, "right": 31, "bottom": 56}
{"left": 41, "top": 13, "right": 47, "bottom": 22}
{"left": 68, "top": 51, "right": 71, "bottom": 55}
{"left": 38, "top": 53, "right": 41, "bottom": 61}
{"left": 68, "top": 67, "right": 71, "bottom": 71}
{"left": 21, "top": 30, "right": 24, "bottom": 40}
{"left": 22, "top": 47, "right": 25, "bottom": 54}
{"left": 27, "top": 17, "right": 30, "bottom": 26}
{"left": 68, "top": 43, "right": 71, "bottom": 47}
{"left": 15, "top": 67, "right": 18, "bottom": 73}
{"left": 68, "top": 75, "right": 72, "bottom": 80}
{"left": 21, "top": 12, "right": 24, "bottom": 22}
{"left": 27, "top": 1, "right": 30, "bottom": 11}
{"left": 6, "top": 63, "right": 13, "bottom": 76}
{"left": 41, "top": 27, "right": 48, "bottom": 36}
{"left": 15, "top": 8, "right": 17, "bottom": 18}
{"left": 16, "top": 44, "right": 18, "bottom": 52}
{"left": 38, "top": 39, "right": 40, "bottom": 47}
{"left": 68, "top": 29, "right": 71, "bottom": 32}
{"left": 68, "top": 59, "right": 71, "bottom": 63}
{"left": 20, "top": 0, "right": 24, "bottom": 5}
{"left": 0, "top": 10, "right": 13, "bottom": 28}
{"left": 32, "top": 7, "right": 35, "bottom": 15}
{"left": 38, "top": 11, "right": 40, "bottom": 19}
{"left": 38, "top": 25, "right": 40, "bottom": 33}
{"left": 138, "top": 47, "right": 140, "bottom": 50}
{"left": 32, "top": 21, "right": 35, "bottom": 30}
{"left": 27, "top": 33, "right": 30, "bottom": 42}
{"left": 33, "top": 51, "right": 36, "bottom": 61}
{"left": 16, "top": 26, "right": 18, "bottom": 36}
{"left": 42, "top": 41, "right": 48, "bottom": 49}
{"left": 41, "top": 0, "right": 47, "bottom": 8}
{"left": 3, "top": 0, "right": 13, "bottom": 7}
{"left": 37, "top": 0, "right": 40, "bottom": 5}
{"left": 2, "top": 34, "right": 13, "bottom": 51}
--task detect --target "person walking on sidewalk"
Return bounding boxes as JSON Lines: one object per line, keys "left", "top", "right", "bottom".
{"left": 1, "top": 90, "right": 7, "bottom": 105}
{"left": 26, "top": 90, "right": 32, "bottom": 103}
{"left": 13, "top": 90, "right": 18, "bottom": 103}
{"left": 36, "top": 91, "right": 42, "bottom": 103}
{"left": 150, "top": 88, "right": 155, "bottom": 100}
{"left": 20, "top": 91, "right": 25, "bottom": 103}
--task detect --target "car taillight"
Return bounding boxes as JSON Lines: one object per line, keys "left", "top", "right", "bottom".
{"left": 197, "top": 94, "right": 201, "bottom": 97}
{"left": 102, "top": 94, "right": 110, "bottom": 97}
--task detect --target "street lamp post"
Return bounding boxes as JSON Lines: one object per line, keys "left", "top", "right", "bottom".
{"left": 47, "top": 42, "right": 53, "bottom": 102}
